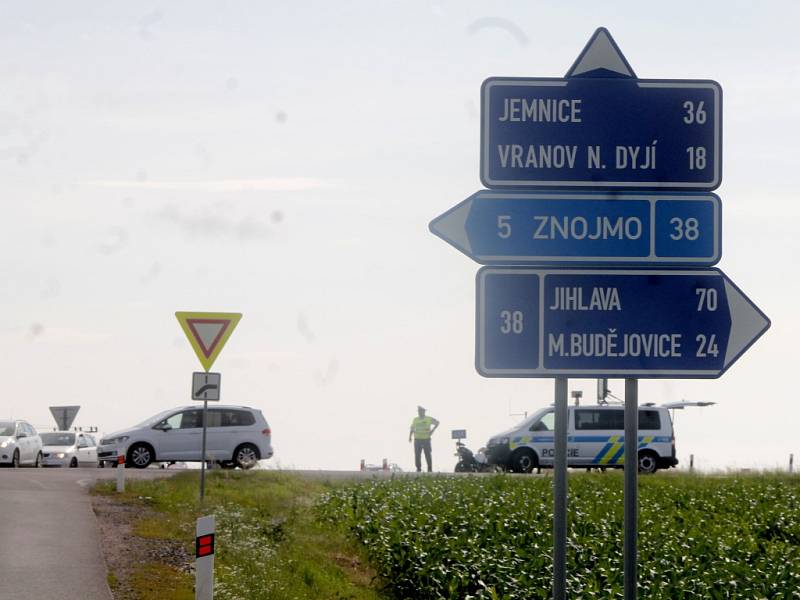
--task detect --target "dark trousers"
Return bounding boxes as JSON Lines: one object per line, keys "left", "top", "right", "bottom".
{"left": 414, "top": 439, "right": 432, "bottom": 472}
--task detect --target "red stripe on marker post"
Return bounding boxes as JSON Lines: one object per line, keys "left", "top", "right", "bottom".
{"left": 195, "top": 533, "right": 215, "bottom": 558}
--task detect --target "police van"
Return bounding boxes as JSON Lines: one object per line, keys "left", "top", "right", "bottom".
{"left": 485, "top": 402, "right": 704, "bottom": 474}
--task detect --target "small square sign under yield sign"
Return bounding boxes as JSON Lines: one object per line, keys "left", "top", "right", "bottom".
{"left": 192, "top": 372, "right": 221, "bottom": 401}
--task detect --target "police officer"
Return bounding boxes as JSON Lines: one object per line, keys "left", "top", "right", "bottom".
{"left": 408, "top": 405, "right": 439, "bottom": 472}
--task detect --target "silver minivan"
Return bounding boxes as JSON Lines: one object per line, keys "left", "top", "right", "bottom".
{"left": 97, "top": 405, "right": 273, "bottom": 469}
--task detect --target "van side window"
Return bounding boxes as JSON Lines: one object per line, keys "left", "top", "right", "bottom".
{"left": 206, "top": 411, "right": 223, "bottom": 428}
{"left": 179, "top": 410, "right": 204, "bottom": 429}
{"left": 639, "top": 410, "right": 661, "bottom": 430}
{"left": 530, "top": 412, "right": 555, "bottom": 432}
{"left": 575, "top": 409, "right": 624, "bottom": 430}
{"left": 221, "top": 410, "right": 256, "bottom": 427}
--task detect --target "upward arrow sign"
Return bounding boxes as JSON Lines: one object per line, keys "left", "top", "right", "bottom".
{"left": 565, "top": 27, "right": 636, "bottom": 78}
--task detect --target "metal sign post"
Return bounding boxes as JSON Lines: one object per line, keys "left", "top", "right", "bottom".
{"left": 624, "top": 379, "right": 639, "bottom": 599}
{"left": 552, "top": 378, "right": 568, "bottom": 600}
{"left": 200, "top": 399, "right": 208, "bottom": 501}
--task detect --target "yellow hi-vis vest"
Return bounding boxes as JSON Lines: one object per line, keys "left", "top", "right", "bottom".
{"left": 411, "top": 416, "right": 435, "bottom": 440}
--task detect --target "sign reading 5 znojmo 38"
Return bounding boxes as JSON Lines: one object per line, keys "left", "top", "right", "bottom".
{"left": 481, "top": 55, "right": 721, "bottom": 190}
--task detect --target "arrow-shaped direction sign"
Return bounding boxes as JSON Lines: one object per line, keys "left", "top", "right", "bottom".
{"left": 430, "top": 190, "right": 721, "bottom": 266}
{"left": 481, "top": 28, "right": 722, "bottom": 190}
{"left": 476, "top": 268, "right": 769, "bottom": 378}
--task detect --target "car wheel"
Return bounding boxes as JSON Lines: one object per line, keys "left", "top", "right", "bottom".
{"left": 510, "top": 448, "right": 537, "bottom": 474}
{"left": 12, "top": 450, "right": 20, "bottom": 468}
{"left": 98, "top": 461, "right": 105, "bottom": 468}
{"left": 70, "top": 457, "right": 78, "bottom": 468}
{"left": 34, "top": 452, "right": 42, "bottom": 468}
{"left": 233, "top": 444, "right": 260, "bottom": 470}
{"left": 127, "top": 444, "right": 154, "bottom": 469}
{"left": 638, "top": 451, "right": 658, "bottom": 474}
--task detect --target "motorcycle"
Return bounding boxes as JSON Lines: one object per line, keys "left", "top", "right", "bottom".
{"left": 454, "top": 441, "right": 502, "bottom": 473}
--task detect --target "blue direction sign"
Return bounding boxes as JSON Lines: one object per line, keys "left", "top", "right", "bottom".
{"left": 481, "top": 29, "right": 721, "bottom": 190}
{"left": 430, "top": 190, "right": 721, "bottom": 266}
{"left": 476, "top": 268, "right": 769, "bottom": 378}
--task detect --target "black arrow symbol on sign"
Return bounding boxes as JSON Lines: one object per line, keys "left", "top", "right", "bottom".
{"left": 195, "top": 384, "right": 218, "bottom": 396}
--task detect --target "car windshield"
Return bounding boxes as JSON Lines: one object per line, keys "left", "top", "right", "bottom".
{"left": 0, "top": 422, "right": 14, "bottom": 436}
{"left": 133, "top": 409, "right": 177, "bottom": 428}
{"left": 40, "top": 433, "right": 76, "bottom": 446}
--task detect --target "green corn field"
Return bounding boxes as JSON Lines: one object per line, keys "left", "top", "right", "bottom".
{"left": 318, "top": 473, "right": 800, "bottom": 599}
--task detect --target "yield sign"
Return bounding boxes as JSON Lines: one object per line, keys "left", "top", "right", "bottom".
{"left": 175, "top": 312, "right": 242, "bottom": 371}
{"left": 49, "top": 405, "right": 80, "bottom": 431}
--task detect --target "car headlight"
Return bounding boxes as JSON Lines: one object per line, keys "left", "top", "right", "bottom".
{"left": 55, "top": 452, "right": 66, "bottom": 459}
{"left": 101, "top": 436, "right": 129, "bottom": 445}
{"left": 0, "top": 441, "right": 9, "bottom": 448}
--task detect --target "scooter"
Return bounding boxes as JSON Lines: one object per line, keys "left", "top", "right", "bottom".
{"left": 454, "top": 441, "right": 501, "bottom": 473}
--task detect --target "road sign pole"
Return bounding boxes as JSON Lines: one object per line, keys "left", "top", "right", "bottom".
{"left": 624, "top": 378, "right": 638, "bottom": 600}
{"left": 553, "top": 377, "right": 568, "bottom": 600}
{"left": 200, "top": 398, "right": 208, "bottom": 501}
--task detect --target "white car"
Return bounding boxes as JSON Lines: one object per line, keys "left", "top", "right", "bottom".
{"left": 0, "top": 420, "right": 43, "bottom": 468}
{"left": 41, "top": 431, "right": 98, "bottom": 468}
{"left": 97, "top": 405, "right": 273, "bottom": 469}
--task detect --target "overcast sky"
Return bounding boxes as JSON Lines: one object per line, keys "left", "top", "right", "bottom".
{"left": 1, "top": 1, "right": 797, "bottom": 472}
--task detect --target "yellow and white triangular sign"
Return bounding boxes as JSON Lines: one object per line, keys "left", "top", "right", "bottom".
{"left": 175, "top": 311, "right": 242, "bottom": 371}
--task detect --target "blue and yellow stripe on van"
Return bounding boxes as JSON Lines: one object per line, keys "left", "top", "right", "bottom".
{"left": 509, "top": 435, "right": 555, "bottom": 449}
{"left": 588, "top": 435, "right": 665, "bottom": 465}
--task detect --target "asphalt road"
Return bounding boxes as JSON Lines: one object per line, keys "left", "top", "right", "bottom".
{"left": 0, "top": 467, "right": 175, "bottom": 600}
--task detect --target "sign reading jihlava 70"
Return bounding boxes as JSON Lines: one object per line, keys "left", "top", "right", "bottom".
{"left": 476, "top": 268, "right": 769, "bottom": 379}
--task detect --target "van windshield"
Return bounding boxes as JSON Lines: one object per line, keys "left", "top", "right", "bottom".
{"left": 134, "top": 409, "right": 176, "bottom": 428}
{"left": 513, "top": 409, "right": 551, "bottom": 432}
{"left": 530, "top": 412, "right": 555, "bottom": 431}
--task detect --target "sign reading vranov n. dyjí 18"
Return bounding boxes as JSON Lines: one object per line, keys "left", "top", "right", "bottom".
{"left": 480, "top": 37, "right": 721, "bottom": 190}
{"left": 429, "top": 26, "right": 770, "bottom": 600}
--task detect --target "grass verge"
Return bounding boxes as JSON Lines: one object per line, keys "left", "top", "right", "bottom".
{"left": 93, "top": 471, "right": 386, "bottom": 600}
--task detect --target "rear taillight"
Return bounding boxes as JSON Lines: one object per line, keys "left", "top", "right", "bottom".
{"left": 262, "top": 428, "right": 271, "bottom": 436}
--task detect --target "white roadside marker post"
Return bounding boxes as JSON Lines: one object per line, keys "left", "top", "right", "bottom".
{"left": 116, "top": 454, "right": 125, "bottom": 492}
{"left": 195, "top": 515, "right": 216, "bottom": 600}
